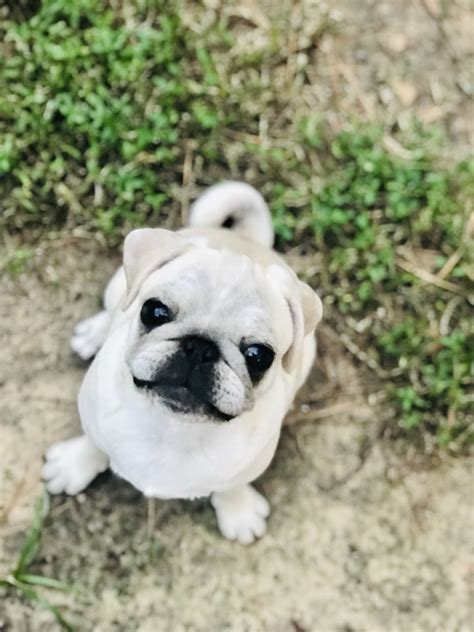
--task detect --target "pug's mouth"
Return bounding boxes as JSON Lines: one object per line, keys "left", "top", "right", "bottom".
{"left": 132, "top": 376, "right": 234, "bottom": 422}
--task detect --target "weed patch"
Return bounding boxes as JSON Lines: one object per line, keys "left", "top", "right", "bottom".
{"left": 268, "top": 124, "right": 473, "bottom": 449}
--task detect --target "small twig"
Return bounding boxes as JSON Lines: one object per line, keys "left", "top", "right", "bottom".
{"left": 439, "top": 296, "right": 463, "bottom": 335}
{"left": 181, "top": 141, "right": 194, "bottom": 226}
{"left": 222, "top": 130, "right": 261, "bottom": 143}
{"left": 49, "top": 499, "right": 74, "bottom": 518}
{"left": 285, "top": 399, "right": 366, "bottom": 425}
{"left": 320, "top": 325, "right": 402, "bottom": 379}
{"left": 340, "top": 333, "right": 392, "bottom": 378}
{"left": 395, "top": 256, "right": 470, "bottom": 298}
{"left": 436, "top": 250, "right": 462, "bottom": 280}
{"left": 300, "top": 384, "right": 379, "bottom": 404}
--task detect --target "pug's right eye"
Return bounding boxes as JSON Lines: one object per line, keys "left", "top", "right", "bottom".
{"left": 140, "top": 299, "right": 172, "bottom": 329}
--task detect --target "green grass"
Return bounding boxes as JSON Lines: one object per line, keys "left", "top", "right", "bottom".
{"left": 0, "top": 492, "right": 75, "bottom": 630}
{"left": 0, "top": 0, "right": 472, "bottom": 449}
{"left": 266, "top": 124, "right": 473, "bottom": 448}
{"left": 0, "top": 0, "right": 233, "bottom": 236}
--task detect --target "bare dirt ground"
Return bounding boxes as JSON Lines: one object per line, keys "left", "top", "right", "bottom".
{"left": 1, "top": 0, "right": 473, "bottom": 630}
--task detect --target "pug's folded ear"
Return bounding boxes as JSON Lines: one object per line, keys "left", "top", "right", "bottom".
{"left": 283, "top": 280, "right": 322, "bottom": 373}
{"left": 122, "top": 228, "right": 192, "bottom": 310}
{"left": 268, "top": 265, "right": 323, "bottom": 374}
{"left": 299, "top": 280, "right": 323, "bottom": 336}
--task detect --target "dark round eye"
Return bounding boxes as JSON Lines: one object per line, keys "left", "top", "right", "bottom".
{"left": 243, "top": 344, "right": 275, "bottom": 381}
{"left": 140, "top": 299, "right": 172, "bottom": 329}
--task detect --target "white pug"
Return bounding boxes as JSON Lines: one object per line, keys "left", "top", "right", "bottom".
{"left": 43, "top": 182, "right": 322, "bottom": 544}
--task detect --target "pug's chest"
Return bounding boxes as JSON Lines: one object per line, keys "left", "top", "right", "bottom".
{"left": 93, "top": 400, "right": 279, "bottom": 499}
{"left": 111, "top": 445, "right": 251, "bottom": 499}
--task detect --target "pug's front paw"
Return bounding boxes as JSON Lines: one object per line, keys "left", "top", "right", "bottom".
{"left": 43, "top": 435, "right": 109, "bottom": 495}
{"left": 70, "top": 311, "right": 110, "bottom": 360}
{"left": 211, "top": 484, "right": 270, "bottom": 544}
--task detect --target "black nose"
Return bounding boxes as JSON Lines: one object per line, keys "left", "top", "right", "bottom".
{"left": 181, "top": 336, "right": 219, "bottom": 364}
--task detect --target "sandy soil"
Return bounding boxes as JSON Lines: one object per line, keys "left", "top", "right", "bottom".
{"left": 1, "top": 0, "right": 473, "bottom": 630}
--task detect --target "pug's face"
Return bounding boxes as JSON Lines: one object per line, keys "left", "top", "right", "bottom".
{"left": 121, "top": 229, "right": 322, "bottom": 424}
{"left": 126, "top": 249, "right": 290, "bottom": 422}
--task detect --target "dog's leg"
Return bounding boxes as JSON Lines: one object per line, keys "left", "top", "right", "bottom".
{"left": 70, "top": 311, "right": 110, "bottom": 360}
{"left": 70, "top": 267, "right": 126, "bottom": 360}
{"left": 211, "top": 484, "right": 270, "bottom": 544}
{"left": 43, "top": 434, "right": 109, "bottom": 495}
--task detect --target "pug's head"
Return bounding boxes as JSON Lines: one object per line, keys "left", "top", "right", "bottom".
{"left": 122, "top": 229, "right": 322, "bottom": 423}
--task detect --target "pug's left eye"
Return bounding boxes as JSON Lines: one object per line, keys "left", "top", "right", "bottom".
{"left": 140, "top": 299, "right": 172, "bottom": 329}
{"left": 242, "top": 344, "right": 274, "bottom": 380}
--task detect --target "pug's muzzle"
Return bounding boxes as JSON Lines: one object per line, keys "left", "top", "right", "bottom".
{"left": 132, "top": 335, "right": 234, "bottom": 422}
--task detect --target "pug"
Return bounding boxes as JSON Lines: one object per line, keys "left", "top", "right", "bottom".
{"left": 43, "top": 182, "right": 322, "bottom": 544}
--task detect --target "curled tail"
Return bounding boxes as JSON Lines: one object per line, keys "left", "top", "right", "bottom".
{"left": 188, "top": 181, "right": 274, "bottom": 248}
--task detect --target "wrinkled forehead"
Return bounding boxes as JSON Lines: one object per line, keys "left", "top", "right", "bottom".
{"left": 137, "top": 249, "right": 281, "bottom": 338}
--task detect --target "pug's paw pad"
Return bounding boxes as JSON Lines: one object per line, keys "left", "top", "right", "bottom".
{"left": 211, "top": 484, "right": 270, "bottom": 544}
{"left": 43, "top": 435, "right": 109, "bottom": 495}
{"left": 71, "top": 310, "right": 110, "bottom": 360}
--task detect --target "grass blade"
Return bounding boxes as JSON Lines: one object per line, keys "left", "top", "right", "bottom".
{"left": 16, "top": 490, "right": 50, "bottom": 574}
{"left": 16, "top": 573, "right": 72, "bottom": 592}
